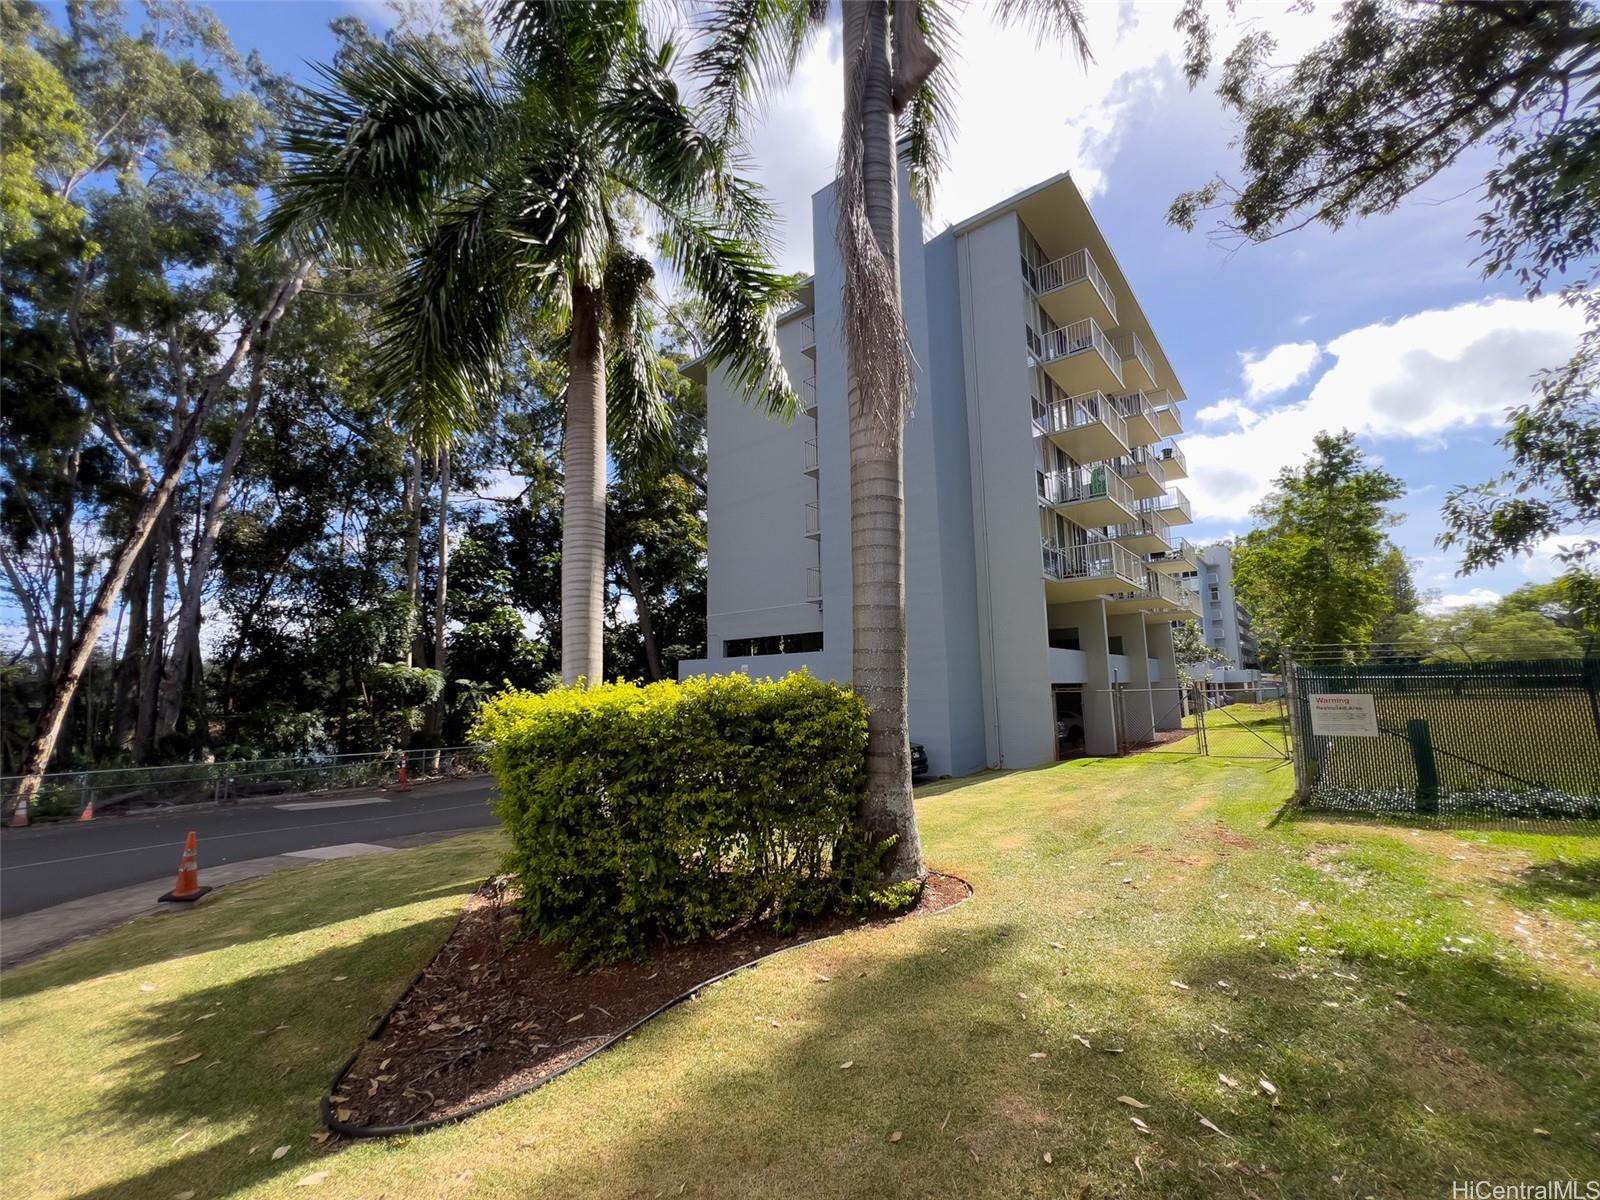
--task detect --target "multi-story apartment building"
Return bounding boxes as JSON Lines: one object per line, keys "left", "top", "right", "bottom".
{"left": 679, "top": 163, "right": 1201, "bottom": 774}
{"left": 1196, "top": 543, "right": 1261, "bottom": 673}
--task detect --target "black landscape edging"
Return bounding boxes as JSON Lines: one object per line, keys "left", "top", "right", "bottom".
{"left": 319, "top": 872, "right": 973, "bottom": 1139}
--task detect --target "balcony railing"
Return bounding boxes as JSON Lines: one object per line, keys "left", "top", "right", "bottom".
{"left": 1039, "top": 464, "right": 1135, "bottom": 512}
{"left": 799, "top": 376, "right": 817, "bottom": 413}
{"left": 805, "top": 566, "right": 822, "bottom": 601}
{"left": 1123, "top": 445, "right": 1168, "bottom": 487}
{"left": 1033, "top": 390, "right": 1128, "bottom": 451}
{"left": 1038, "top": 318, "right": 1123, "bottom": 388}
{"left": 1108, "top": 327, "right": 1156, "bottom": 385}
{"left": 804, "top": 437, "right": 819, "bottom": 474}
{"left": 1147, "top": 537, "right": 1199, "bottom": 572}
{"left": 1041, "top": 539, "right": 1144, "bottom": 587}
{"left": 1033, "top": 249, "right": 1117, "bottom": 323}
{"left": 1110, "top": 513, "right": 1173, "bottom": 552}
{"left": 1137, "top": 486, "right": 1192, "bottom": 523}
{"left": 800, "top": 315, "right": 816, "bottom": 350}
{"left": 804, "top": 500, "right": 820, "bottom": 537}
{"left": 1157, "top": 441, "right": 1187, "bottom": 477}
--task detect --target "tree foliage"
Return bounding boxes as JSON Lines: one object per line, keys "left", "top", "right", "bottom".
{"left": 1232, "top": 431, "right": 1405, "bottom": 652}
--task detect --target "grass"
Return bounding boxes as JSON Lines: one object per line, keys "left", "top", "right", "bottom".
{"left": 3, "top": 758, "right": 1599, "bottom": 1198}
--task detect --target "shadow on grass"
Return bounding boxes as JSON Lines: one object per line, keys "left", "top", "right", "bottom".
{"left": 1498, "top": 856, "right": 1600, "bottom": 906}
{"left": 1281, "top": 805, "right": 1600, "bottom": 839}
{"left": 2, "top": 840, "right": 496, "bottom": 1001}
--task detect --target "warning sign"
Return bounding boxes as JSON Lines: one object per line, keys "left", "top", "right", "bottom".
{"left": 1309, "top": 693, "right": 1379, "bottom": 737}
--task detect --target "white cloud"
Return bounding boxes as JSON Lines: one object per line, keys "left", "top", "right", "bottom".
{"left": 1240, "top": 341, "right": 1321, "bottom": 400}
{"left": 1516, "top": 533, "right": 1594, "bottom": 578}
{"left": 1183, "top": 295, "right": 1588, "bottom": 522}
{"left": 1423, "top": 588, "right": 1501, "bottom": 614}
{"left": 1195, "top": 397, "right": 1261, "bottom": 430}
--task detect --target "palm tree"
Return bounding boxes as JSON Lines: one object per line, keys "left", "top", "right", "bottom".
{"left": 264, "top": 0, "right": 794, "bottom": 687}
{"left": 695, "top": 0, "right": 1092, "bottom": 881}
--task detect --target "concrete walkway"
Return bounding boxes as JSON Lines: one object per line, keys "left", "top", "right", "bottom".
{"left": 0, "top": 827, "right": 479, "bottom": 971}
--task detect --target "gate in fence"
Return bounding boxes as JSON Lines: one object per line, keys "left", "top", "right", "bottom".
{"left": 1110, "top": 679, "right": 1290, "bottom": 760}
{"left": 1285, "top": 651, "right": 1600, "bottom": 820}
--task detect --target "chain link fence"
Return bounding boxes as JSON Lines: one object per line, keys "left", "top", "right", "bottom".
{"left": 1285, "top": 650, "right": 1600, "bottom": 821}
{"left": 1114, "top": 680, "right": 1290, "bottom": 759}
{"left": 2, "top": 745, "right": 488, "bottom": 824}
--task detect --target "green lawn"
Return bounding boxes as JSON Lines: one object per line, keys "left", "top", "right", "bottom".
{"left": 4, "top": 758, "right": 1599, "bottom": 1198}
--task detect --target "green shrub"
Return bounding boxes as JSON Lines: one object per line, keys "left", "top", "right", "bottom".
{"left": 477, "top": 672, "right": 901, "bottom": 967}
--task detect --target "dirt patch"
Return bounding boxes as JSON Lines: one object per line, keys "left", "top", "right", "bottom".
{"left": 327, "top": 872, "right": 971, "bottom": 1132}
{"left": 1211, "top": 826, "right": 1255, "bottom": 850}
{"left": 1375, "top": 1023, "right": 1528, "bottom": 1121}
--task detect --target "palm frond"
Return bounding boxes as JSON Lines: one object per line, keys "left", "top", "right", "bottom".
{"left": 656, "top": 206, "right": 795, "bottom": 419}
{"left": 603, "top": 247, "right": 674, "bottom": 472}
{"left": 371, "top": 184, "right": 543, "bottom": 450}
{"left": 494, "top": 0, "right": 646, "bottom": 109}
{"left": 690, "top": 0, "right": 829, "bottom": 147}
{"left": 899, "top": 0, "right": 960, "bottom": 210}
{"left": 991, "top": 0, "right": 1093, "bottom": 65}
{"left": 263, "top": 36, "right": 505, "bottom": 256}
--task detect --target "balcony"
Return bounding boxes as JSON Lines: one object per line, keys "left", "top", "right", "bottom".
{"left": 1107, "top": 328, "right": 1157, "bottom": 392}
{"left": 806, "top": 566, "right": 822, "bottom": 602}
{"left": 1112, "top": 391, "right": 1161, "bottom": 447}
{"left": 1138, "top": 486, "right": 1193, "bottom": 526}
{"left": 1110, "top": 511, "right": 1172, "bottom": 555}
{"left": 1147, "top": 537, "right": 1199, "bottom": 575}
{"left": 1038, "top": 465, "right": 1137, "bottom": 527}
{"left": 1037, "top": 317, "right": 1123, "bottom": 395}
{"left": 1033, "top": 390, "right": 1129, "bottom": 464}
{"left": 1120, "top": 446, "right": 1168, "bottom": 501}
{"left": 804, "top": 500, "right": 820, "bottom": 539}
{"left": 800, "top": 314, "right": 816, "bottom": 358}
{"left": 1041, "top": 538, "right": 1145, "bottom": 602}
{"left": 1157, "top": 441, "right": 1187, "bottom": 479}
{"left": 799, "top": 376, "right": 817, "bottom": 414}
{"left": 1031, "top": 248, "right": 1117, "bottom": 329}
{"left": 1145, "top": 389, "right": 1182, "bottom": 437}
{"left": 1105, "top": 570, "right": 1202, "bottom": 621}
{"left": 804, "top": 437, "right": 819, "bottom": 477}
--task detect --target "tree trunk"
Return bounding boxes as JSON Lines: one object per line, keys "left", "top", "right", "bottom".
{"left": 404, "top": 446, "right": 423, "bottom": 666}
{"left": 425, "top": 444, "right": 451, "bottom": 740}
{"left": 133, "top": 510, "right": 174, "bottom": 759}
{"left": 839, "top": 0, "right": 923, "bottom": 882}
{"left": 155, "top": 341, "right": 271, "bottom": 741}
{"left": 8, "top": 261, "right": 311, "bottom": 812}
{"left": 111, "top": 543, "right": 152, "bottom": 753}
{"left": 561, "top": 286, "right": 608, "bottom": 687}
{"left": 621, "top": 557, "right": 663, "bottom": 682}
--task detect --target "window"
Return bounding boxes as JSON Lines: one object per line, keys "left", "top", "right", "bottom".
{"left": 1209, "top": 586, "right": 1219, "bottom": 601}
{"left": 724, "top": 632, "right": 823, "bottom": 657}
{"left": 1049, "top": 628, "right": 1080, "bottom": 651}
{"left": 1108, "top": 635, "right": 1125, "bottom": 655}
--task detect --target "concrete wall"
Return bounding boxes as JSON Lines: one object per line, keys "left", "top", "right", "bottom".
{"left": 957, "top": 211, "right": 1054, "bottom": 769}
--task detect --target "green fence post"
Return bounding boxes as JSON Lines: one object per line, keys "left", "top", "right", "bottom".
{"left": 1407, "top": 719, "right": 1439, "bottom": 814}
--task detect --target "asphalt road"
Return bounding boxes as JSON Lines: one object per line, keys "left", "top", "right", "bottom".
{"left": 0, "top": 775, "right": 500, "bottom": 918}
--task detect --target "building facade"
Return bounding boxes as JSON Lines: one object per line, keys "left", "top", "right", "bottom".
{"left": 679, "top": 166, "right": 1201, "bottom": 775}
{"left": 1195, "top": 543, "right": 1261, "bottom": 674}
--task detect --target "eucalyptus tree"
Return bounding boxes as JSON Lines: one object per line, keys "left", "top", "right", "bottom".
{"left": 265, "top": 0, "right": 794, "bottom": 687}
{"left": 694, "top": 0, "right": 1091, "bottom": 881}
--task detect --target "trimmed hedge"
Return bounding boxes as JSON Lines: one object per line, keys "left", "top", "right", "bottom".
{"left": 476, "top": 672, "right": 910, "bottom": 967}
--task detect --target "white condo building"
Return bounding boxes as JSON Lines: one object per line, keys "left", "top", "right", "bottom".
{"left": 1196, "top": 543, "right": 1262, "bottom": 675}
{"left": 680, "top": 164, "right": 1202, "bottom": 775}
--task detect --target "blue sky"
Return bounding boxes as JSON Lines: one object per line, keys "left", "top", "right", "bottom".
{"left": 87, "top": 2, "right": 1596, "bottom": 612}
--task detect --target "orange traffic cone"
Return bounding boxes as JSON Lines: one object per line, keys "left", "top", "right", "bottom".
{"left": 159, "top": 831, "right": 212, "bottom": 902}
{"left": 78, "top": 799, "right": 95, "bottom": 822}
{"left": 393, "top": 759, "right": 412, "bottom": 793}
{"left": 5, "top": 797, "right": 28, "bottom": 828}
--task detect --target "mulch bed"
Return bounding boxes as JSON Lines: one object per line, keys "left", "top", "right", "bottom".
{"left": 326, "top": 872, "right": 971, "bottom": 1133}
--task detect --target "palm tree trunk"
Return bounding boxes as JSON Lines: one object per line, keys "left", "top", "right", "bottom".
{"left": 7, "top": 261, "right": 310, "bottom": 814}
{"left": 840, "top": 0, "right": 923, "bottom": 882}
{"left": 561, "top": 286, "right": 607, "bottom": 687}
{"left": 425, "top": 444, "right": 451, "bottom": 742}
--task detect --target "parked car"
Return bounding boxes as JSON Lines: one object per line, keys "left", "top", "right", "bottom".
{"left": 911, "top": 742, "right": 929, "bottom": 780}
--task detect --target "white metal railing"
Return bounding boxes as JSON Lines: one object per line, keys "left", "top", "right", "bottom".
{"left": 1108, "top": 327, "right": 1156, "bottom": 383}
{"left": 806, "top": 566, "right": 822, "bottom": 601}
{"left": 1113, "top": 390, "right": 1156, "bottom": 428}
{"left": 800, "top": 315, "right": 816, "bottom": 349}
{"left": 804, "top": 499, "right": 820, "bottom": 534}
{"left": 1038, "top": 318, "right": 1123, "bottom": 387}
{"left": 1038, "top": 464, "right": 1135, "bottom": 512}
{"left": 1033, "top": 390, "right": 1128, "bottom": 450}
{"left": 1138, "top": 486, "right": 1192, "bottom": 522}
{"left": 1158, "top": 441, "right": 1187, "bottom": 474}
{"left": 800, "top": 376, "right": 817, "bottom": 412}
{"left": 1149, "top": 537, "right": 1199, "bottom": 570}
{"left": 1111, "top": 512, "right": 1174, "bottom": 551}
{"left": 804, "top": 437, "right": 819, "bottom": 473}
{"left": 1041, "top": 538, "right": 1144, "bottom": 586}
{"left": 1126, "top": 445, "right": 1168, "bottom": 485}
{"left": 1033, "top": 248, "right": 1117, "bottom": 323}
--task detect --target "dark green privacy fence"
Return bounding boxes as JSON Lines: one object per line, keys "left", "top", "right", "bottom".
{"left": 1287, "top": 655, "right": 1600, "bottom": 820}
